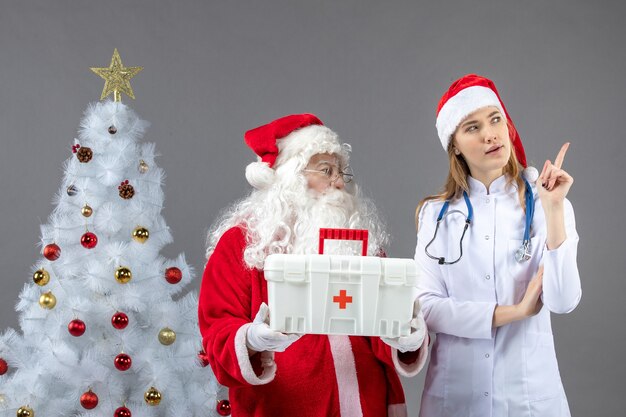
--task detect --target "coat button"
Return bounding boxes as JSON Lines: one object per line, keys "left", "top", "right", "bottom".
{"left": 484, "top": 235, "right": 490, "bottom": 240}
{"left": 485, "top": 198, "right": 490, "bottom": 204}
{"left": 485, "top": 353, "right": 490, "bottom": 358}
{"left": 485, "top": 275, "right": 490, "bottom": 280}
{"left": 484, "top": 392, "right": 489, "bottom": 396}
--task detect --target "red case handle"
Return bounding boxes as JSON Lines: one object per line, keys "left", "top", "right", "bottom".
{"left": 318, "top": 228, "right": 369, "bottom": 256}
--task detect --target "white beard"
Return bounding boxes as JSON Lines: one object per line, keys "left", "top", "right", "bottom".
{"left": 207, "top": 173, "right": 388, "bottom": 269}
{"left": 291, "top": 188, "right": 364, "bottom": 255}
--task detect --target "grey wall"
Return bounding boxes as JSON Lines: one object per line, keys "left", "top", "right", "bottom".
{"left": 1, "top": 1, "right": 624, "bottom": 415}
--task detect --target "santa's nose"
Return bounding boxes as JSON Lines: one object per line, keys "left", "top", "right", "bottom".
{"left": 333, "top": 176, "right": 345, "bottom": 190}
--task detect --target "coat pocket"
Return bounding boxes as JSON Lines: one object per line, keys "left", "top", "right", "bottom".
{"left": 524, "top": 332, "right": 563, "bottom": 401}
{"left": 506, "top": 237, "right": 541, "bottom": 282}
{"left": 530, "top": 394, "right": 569, "bottom": 417}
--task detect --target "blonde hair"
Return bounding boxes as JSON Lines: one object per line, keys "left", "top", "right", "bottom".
{"left": 415, "top": 120, "right": 527, "bottom": 230}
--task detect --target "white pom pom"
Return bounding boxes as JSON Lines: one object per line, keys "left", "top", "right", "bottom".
{"left": 523, "top": 166, "right": 539, "bottom": 183}
{"left": 245, "top": 161, "right": 275, "bottom": 190}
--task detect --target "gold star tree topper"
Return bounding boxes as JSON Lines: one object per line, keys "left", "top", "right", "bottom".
{"left": 90, "top": 49, "right": 143, "bottom": 102}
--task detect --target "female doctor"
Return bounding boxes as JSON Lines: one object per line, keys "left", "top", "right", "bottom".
{"left": 414, "top": 74, "right": 581, "bottom": 417}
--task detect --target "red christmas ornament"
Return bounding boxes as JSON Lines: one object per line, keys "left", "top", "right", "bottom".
{"left": 0, "top": 358, "right": 8, "bottom": 375}
{"left": 114, "top": 406, "right": 131, "bottom": 417}
{"left": 80, "top": 232, "right": 98, "bottom": 249}
{"left": 216, "top": 399, "right": 231, "bottom": 416}
{"left": 164, "top": 267, "right": 182, "bottom": 284}
{"left": 72, "top": 144, "right": 81, "bottom": 153}
{"left": 114, "top": 353, "right": 132, "bottom": 371}
{"left": 43, "top": 243, "right": 61, "bottom": 261}
{"left": 68, "top": 319, "right": 86, "bottom": 337}
{"left": 198, "top": 350, "right": 210, "bottom": 367}
{"left": 111, "top": 312, "right": 129, "bottom": 330}
{"left": 80, "top": 390, "right": 99, "bottom": 409}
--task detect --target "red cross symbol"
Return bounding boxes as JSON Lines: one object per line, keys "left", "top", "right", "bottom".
{"left": 333, "top": 289, "right": 353, "bottom": 309}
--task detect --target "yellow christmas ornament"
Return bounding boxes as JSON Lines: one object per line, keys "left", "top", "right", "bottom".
{"left": 158, "top": 327, "right": 176, "bottom": 345}
{"left": 115, "top": 267, "right": 132, "bottom": 284}
{"left": 16, "top": 406, "right": 34, "bottom": 417}
{"left": 132, "top": 226, "right": 150, "bottom": 244}
{"left": 139, "top": 160, "right": 149, "bottom": 173}
{"left": 81, "top": 204, "right": 93, "bottom": 217}
{"left": 90, "top": 49, "right": 143, "bottom": 102}
{"left": 144, "top": 386, "right": 162, "bottom": 406}
{"left": 33, "top": 269, "right": 50, "bottom": 286}
{"left": 39, "top": 291, "right": 56, "bottom": 309}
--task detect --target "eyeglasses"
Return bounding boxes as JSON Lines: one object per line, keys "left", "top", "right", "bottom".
{"left": 303, "top": 165, "right": 354, "bottom": 184}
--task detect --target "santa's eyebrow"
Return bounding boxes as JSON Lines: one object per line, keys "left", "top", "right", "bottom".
{"left": 313, "top": 160, "right": 339, "bottom": 167}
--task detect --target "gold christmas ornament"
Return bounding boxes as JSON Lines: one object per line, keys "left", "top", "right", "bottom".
{"left": 115, "top": 267, "right": 132, "bottom": 284}
{"left": 39, "top": 291, "right": 57, "bottom": 309}
{"left": 33, "top": 269, "right": 50, "bottom": 286}
{"left": 158, "top": 327, "right": 176, "bottom": 345}
{"left": 139, "top": 159, "right": 149, "bottom": 173}
{"left": 81, "top": 204, "right": 93, "bottom": 217}
{"left": 144, "top": 386, "right": 162, "bottom": 406}
{"left": 90, "top": 49, "right": 143, "bottom": 102}
{"left": 16, "top": 406, "right": 34, "bottom": 417}
{"left": 132, "top": 227, "right": 150, "bottom": 244}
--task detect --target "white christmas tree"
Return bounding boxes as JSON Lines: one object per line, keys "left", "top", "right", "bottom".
{"left": 0, "top": 50, "right": 229, "bottom": 417}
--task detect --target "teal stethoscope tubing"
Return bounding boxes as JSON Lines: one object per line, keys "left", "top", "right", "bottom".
{"left": 424, "top": 179, "right": 534, "bottom": 265}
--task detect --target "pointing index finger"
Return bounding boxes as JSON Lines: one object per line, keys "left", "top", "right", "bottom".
{"left": 554, "top": 142, "right": 570, "bottom": 169}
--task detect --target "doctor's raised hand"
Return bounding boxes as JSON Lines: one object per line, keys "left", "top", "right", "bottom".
{"left": 538, "top": 142, "right": 573, "bottom": 202}
{"left": 537, "top": 142, "right": 574, "bottom": 249}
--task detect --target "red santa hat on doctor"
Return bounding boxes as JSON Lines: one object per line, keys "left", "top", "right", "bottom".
{"left": 436, "top": 74, "right": 537, "bottom": 181}
{"left": 243, "top": 113, "right": 348, "bottom": 189}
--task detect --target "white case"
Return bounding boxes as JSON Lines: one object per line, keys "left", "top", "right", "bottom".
{"left": 264, "top": 253, "right": 418, "bottom": 337}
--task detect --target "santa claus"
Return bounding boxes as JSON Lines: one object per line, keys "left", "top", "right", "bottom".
{"left": 199, "top": 114, "right": 429, "bottom": 417}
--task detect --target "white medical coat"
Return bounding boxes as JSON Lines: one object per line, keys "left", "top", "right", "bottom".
{"left": 415, "top": 175, "right": 581, "bottom": 417}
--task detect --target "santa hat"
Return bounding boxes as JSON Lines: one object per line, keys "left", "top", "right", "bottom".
{"left": 436, "top": 74, "right": 537, "bottom": 181}
{"left": 243, "top": 114, "right": 346, "bottom": 189}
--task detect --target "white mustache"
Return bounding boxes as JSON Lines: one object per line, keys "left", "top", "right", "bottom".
{"left": 316, "top": 189, "right": 350, "bottom": 207}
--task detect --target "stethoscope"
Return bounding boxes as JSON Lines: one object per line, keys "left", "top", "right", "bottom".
{"left": 424, "top": 178, "right": 534, "bottom": 265}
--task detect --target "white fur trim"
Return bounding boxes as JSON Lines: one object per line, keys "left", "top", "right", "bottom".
{"left": 328, "top": 335, "right": 363, "bottom": 417}
{"left": 245, "top": 160, "right": 276, "bottom": 190}
{"left": 436, "top": 85, "right": 505, "bottom": 149}
{"left": 275, "top": 125, "right": 347, "bottom": 167}
{"left": 391, "top": 332, "right": 429, "bottom": 377}
{"left": 388, "top": 403, "right": 408, "bottom": 417}
{"left": 523, "top": 166, "right": 539, "bottom": 183}
{"left": 235, "top": 323, "right": 276, "bottom": 385}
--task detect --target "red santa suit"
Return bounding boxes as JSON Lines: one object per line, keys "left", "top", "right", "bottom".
{"left": 199, "top": 227, "right": 429, "bottom": 417}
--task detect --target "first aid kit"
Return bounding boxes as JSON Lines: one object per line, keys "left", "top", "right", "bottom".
{"left": 264, "top": 228, "right": 419, "bottom": 337}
